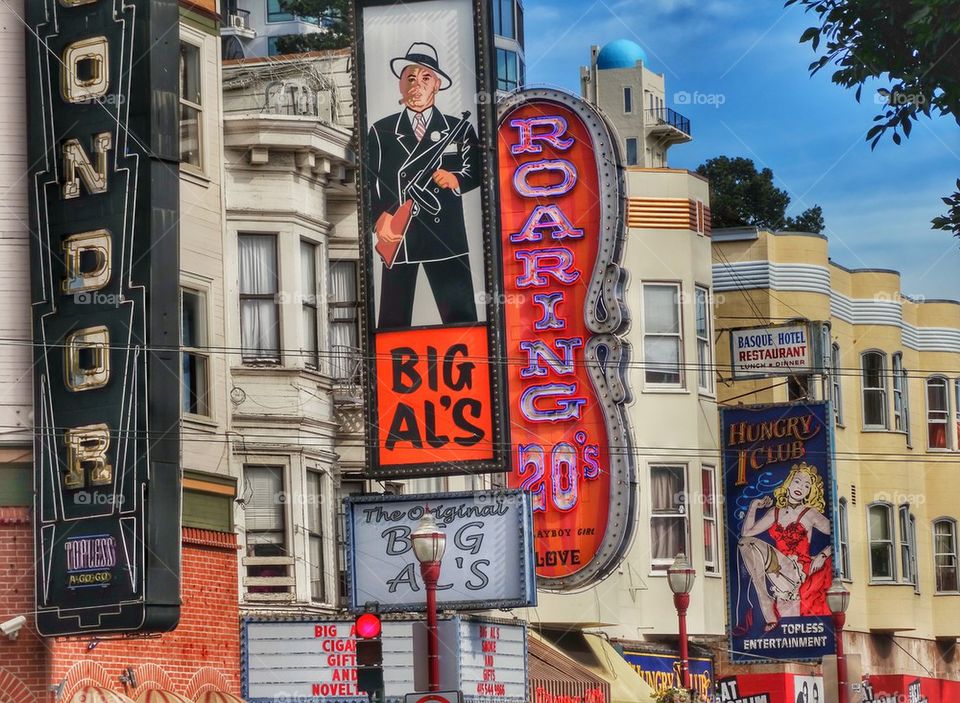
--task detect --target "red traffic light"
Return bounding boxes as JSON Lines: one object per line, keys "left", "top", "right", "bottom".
{"left": 355, "top": 612, "right": 382, "bottom": 639}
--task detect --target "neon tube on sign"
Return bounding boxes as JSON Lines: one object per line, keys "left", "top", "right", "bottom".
{"left": 499, "top": 90, "right": 635, "bottom": 590}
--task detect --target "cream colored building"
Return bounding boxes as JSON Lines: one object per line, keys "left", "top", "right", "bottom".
{"left": 221, "top": 51, "right": 359, "bottom": 612}
{"left": 713, "top": 227, "right": 960, "bottom": 681}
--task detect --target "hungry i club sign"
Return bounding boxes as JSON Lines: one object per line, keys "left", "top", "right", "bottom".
{"left": 498, "top": 89, "right": 634, "bottom": 590}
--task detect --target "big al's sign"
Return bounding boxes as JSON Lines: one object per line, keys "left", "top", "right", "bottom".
{"left": 721, "top": 402, "right": 835, "bottom": 663}
{"left": 354, "top": 0, "right": 507, "bottom": 478}
{"left": 498, "top": 90, "right": 634, "bottom": 589}
{"left": 26, "top": 0, "right": 181, "bottom": 635}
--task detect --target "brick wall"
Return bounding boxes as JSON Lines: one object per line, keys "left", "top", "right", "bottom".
{"left": 0, "top": 516, "right": 240, "bottom": 703}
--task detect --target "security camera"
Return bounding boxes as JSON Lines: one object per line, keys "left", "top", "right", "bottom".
{"left": 1, "top": 615, "right": 26, "bottom": 640}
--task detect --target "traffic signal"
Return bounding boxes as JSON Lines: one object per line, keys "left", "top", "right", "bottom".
{"left": 355, "top": 608, "right": 384, "bottom": 694}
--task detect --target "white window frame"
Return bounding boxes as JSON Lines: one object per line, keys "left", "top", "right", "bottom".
{"left": 831, "top": 343, "right": 843, "bottom": 426}
{"left": 649, "top": 463, "right": 689, "bottom": 571}
{"left": 239, "top": 232, "right": 282, "bottom": 364}
{"left": 892, "top": 352, "right": 906, "bottom": 432}
{"left": 305, "top": 468, "right": 327, "bottom": 603}
{"left": 243, "top": 464, "right": 292, "bottom": 598}
{"left": 899, "top": 504, "right": 918, "bottom": 590}
{"left": 934, "top": 518, "right": 959, "bottom": 594}
{"left": 956, "top": 379, "right": 960, "bottom": 451}
{"left": 861, "top": 351, "right": 888, "bottom": 429}
{"left": 868, "top": 502, "right": 896, "bottom": 582}
{"left": 328, "top": 258, "right": 361, "bottom": 382}
{"left": 701, "top": 465, "right": 718, "bottom": 574}
{"left": 180, "top": 285, "right": 211, "bottom": 418}
{"left": 695, "top": 286, "right": 713, "bottom": 394}
{"left": 926, "top": 375, "right": 951, "bottom": 450}
{"left": 642, "top": 282, "right": 685, "bottom": 390}
{"left": 838, "top": 497, "right": 851, "bottom": 580}
{"left": 179, "top": 33, "right": 204, "bottom": 173}
{"left": 300, "top": 240, "right": 320, "bottom": 370}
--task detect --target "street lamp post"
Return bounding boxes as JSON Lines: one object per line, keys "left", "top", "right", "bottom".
{"left": 826, "top": 578, "right": 851, "bottom": 703}
{"left": 667, "top": 553, "right": 697, "bottom": 692}
{"left": 411, "top": 512, "right": 447, "bottom": 692}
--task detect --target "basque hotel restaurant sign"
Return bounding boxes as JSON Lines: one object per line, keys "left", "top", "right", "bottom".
{"left": 721, "top": 402, "right": 836, "bottom": 662}
{"left": 26, "top": 0, "right": 181, "bottom": 634}
{"left": 729, "top": 322, "right": 822, "bottom": 380}
{"left": 345, "top": 490, "right": 536, "bottom": 612}
{"left": 354, "top": 0, "right": 507, "bottom": 479}
{"left": 498, "top": 89, "right": 635, "bottom": 590}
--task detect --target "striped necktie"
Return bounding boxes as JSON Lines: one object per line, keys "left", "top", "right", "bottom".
{"left": 414, "top": 113, "right": 426, "bottom": 142}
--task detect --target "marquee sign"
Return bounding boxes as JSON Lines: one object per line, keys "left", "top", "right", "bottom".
{"left": 721, "top": 402, "right": 836, "bottom": 663}
{"left": 353, "top": 0, "right": 508, "bottom": 478}
{"left": 498, "top": 89, "right": 635, "bottom": 590}
{"left": 26, "top": 0, "right": 181, "bottom": 635}
{"left": 344, "top": 490, "right": 536, "bottom": 612}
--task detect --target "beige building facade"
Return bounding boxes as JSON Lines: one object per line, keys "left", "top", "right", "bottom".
{"left": 714, "top": 227, "right": 960, "bottom": 683}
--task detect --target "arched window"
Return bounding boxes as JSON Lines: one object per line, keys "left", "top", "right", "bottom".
{"left": 926, "top": 376, "right": 951, "bottom": 449}
{"left": 934, "top": 518, "right": 958, "bottom": 593}
{"left": 868, "top": 503, "right": 895, "bottom": 581}
{"left": 861, "top": 351, "right": 887, "bottom": 428}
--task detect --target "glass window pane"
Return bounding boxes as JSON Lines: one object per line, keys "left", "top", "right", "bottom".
{"left": 651, "top": 466, "right": 684, "bottom": 512}
{"left": 701, "top": 468, "right": 714, "bottom": 518}
{"left": 645, "top": 337, "right": 680, "bottom": 384}
{"left": 180, "top": 43, "right": 201, "bottom": 105}
{"left": 310, "top": 534, "right": 324, "bottom": 600}
{"left": 643, "top": 285, "right": 679, "bottom": 333}
{"left": 871, "top": 544, "right": 892, "bottom": 579}
{"left": 624, "top": 87, "right": 632, "bottom": 113}
{"left": 625, "top": 138, "right": 638, "bottom": 166}
{"left": 870, "top": 505, "right": 890, "bottom": 540}
{"left": 239, "top": 235, "right": 279, "bottom": 294}
{"left": 695, "top": 288, "right": 708, "bottom": 337}
{"left": 651, "top": 517, "right": 685, "bottom": 561}
{"left": 267, "top": 0, "right": 295, "bottom": 21}
{"left": 241, "top": 299, "right": 280, "bottom": 357}
{"left": 928, "top": 378, "right": 948, "bottom": 411}
{"left": 306, "top": 472, "right": 321, "bottom": 534}
{"left": 182, "top": 353, "right": 209, "bottom": 416}
{"left": 246, "top": 467, "right": 283, "bottom": 532}
{"left": 864, "top": 389, "right": 884, "bottom": 426}
{"left": 301, "top": 241, "right": 317, "bottom": 303}
{"left": 181, "top": 290, "right": 205, "bottom": 348}
{"left": 863, "top": 353, "right": 883, "bottom": 387}
{"left": 500, "top": 0, "right": 514, "bottom": 38}
{"left": 180, "top": 104, "right": 201, "bottom": 167}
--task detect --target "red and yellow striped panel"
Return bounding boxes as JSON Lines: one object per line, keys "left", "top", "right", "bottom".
{"left": 136, "top": 691, "right": 193, "bottom": 703}
{"left": 627, "top": 197, "right": 712, "bottom": 235}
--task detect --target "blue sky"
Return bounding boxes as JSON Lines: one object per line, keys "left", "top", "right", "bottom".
{"left": 522, "top": 0, "right": 960, "bottom": 301}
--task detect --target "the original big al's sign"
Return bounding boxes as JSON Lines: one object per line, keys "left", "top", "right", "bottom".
{"left": 26, "top": 0, "right": 181, "bottom": 635}
{"left": 499, "top": 90, "right": 635, "bottom": 589}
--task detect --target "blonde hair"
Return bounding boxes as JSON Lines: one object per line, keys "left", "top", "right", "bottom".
{"left": 773, "top": 462, "right": 825, "bottom": 513}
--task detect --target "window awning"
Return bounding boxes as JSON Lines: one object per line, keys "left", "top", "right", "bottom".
{"left": 534, "top": 630, "right": 655, "bottom": 703}
{"left": 194, "top": 693, "right": 247, "bottom": 703}
{"left": 528, "top": 632, "right": 611, "bottom": 703}
{"left": 68, "top": 688, "right": 136, "bottom": 703}
{"left": 136, "top": 691, "right": 193, "bottom": 703}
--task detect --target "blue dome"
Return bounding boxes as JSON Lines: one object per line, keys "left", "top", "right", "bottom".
{"left": 596, "top": 39, "right": 648, "bottom": 69}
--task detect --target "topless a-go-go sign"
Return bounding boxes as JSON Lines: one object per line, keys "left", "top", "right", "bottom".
{"left": 354, "top": 0, "right": 507, "bottom": 478}
{"left": 721, "top": 402, "right": 836, "bottom": 663}
{"left": 499, "top": 89, "right": 635, "bottom": 590}
{"left": 26, "top": 0, "right": 181, "bottom": 635}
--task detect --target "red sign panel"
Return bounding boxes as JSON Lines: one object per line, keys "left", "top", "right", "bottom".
{"left": 498, "top": 90, "right": 634, "bottom": 589}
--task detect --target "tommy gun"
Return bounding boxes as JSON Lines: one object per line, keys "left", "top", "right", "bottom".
{"left": 374, "top": 111, "right": 472, "bottom": 268}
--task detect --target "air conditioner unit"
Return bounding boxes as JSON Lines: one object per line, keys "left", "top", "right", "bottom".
{"left": 230, "top": 14, "right": 247, "bottom": 29}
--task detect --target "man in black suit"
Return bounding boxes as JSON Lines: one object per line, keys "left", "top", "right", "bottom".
{"left": 366, "top": 42, "right": 481, "bottom": 329}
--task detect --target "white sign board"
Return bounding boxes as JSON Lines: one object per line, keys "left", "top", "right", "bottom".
{"left": 243, "top": 619, "right": 413, "bottom": 701}
{"left": 729, "top": 323, "right": 816, "bottom": 379}
{"left": 413, "top": 620, "right": 527, "bottom": 702}
{"left": 242, "top": 617, "right": 526, "bottom": 703}
{"left": 345, "top": 491, "right": 536, "bottom": 612}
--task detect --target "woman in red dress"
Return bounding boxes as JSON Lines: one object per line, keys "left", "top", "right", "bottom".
{"left": 738, "top": 462, "right": 833, "bottom": 633}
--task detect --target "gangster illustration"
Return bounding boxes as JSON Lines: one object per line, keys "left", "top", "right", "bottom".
{"left": 737, "top": 462, "right": 833, "bottom": 633}
{"left": 367, "top": 41, "right": 481, "bottom": 328}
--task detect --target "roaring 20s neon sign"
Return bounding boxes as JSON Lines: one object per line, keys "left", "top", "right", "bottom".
{"left": 499, "top": 90, "right": 635, "bottom": 590}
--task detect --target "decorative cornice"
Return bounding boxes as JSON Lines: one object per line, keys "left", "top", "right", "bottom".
{"left": 712, "top": 260, "right": 960, "bottom": 354}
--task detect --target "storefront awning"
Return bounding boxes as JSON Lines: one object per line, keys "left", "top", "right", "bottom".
{"left": 136, "top": 691, "right": 193, "bottom": 703}
{"left": 68, "top": 688, "right": 136, "bottom": 703}
{"left": 528, "top": 632, "right": 611, "bottom": 703}
{"left": 534, "top": 630, "right": 654, "bottom": 703}
{"left": 194, "top": 693, "right": 247, "bottom": 703}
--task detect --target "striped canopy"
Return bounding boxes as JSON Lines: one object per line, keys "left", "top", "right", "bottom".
{"left": 194, "top": 693, "right": 246, "bottom": 703}
{"left": 135, "top": 691, "right": 193, "bottom": 703}
{"left": 68, "top": 688, "right": 136, "bottom": 703}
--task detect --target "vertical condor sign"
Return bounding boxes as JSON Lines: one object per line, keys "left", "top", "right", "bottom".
{"left": 498, "top": 90, "right": 635, "bottom": 589}
{"left": 354, "top": 0, "right": 507, "bottom": 478}
{"left": 26, "top": 0, "right": 181, "bottom": 635}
